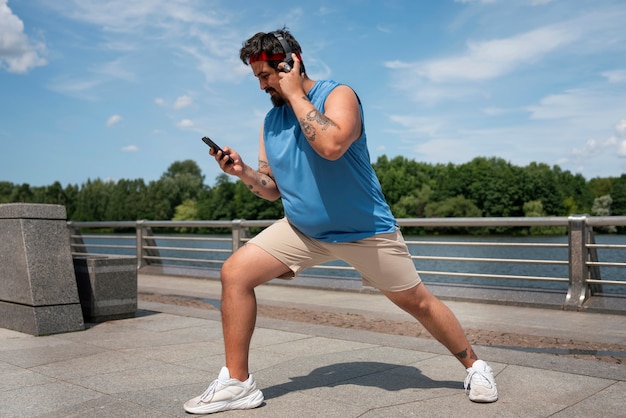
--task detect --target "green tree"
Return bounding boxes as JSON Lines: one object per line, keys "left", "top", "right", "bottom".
{"left": 43, "top": 181, "right": 66, "bottom": 205}
{"left": 160, "top": 160, "right": 205, "bottom": 210}
{"left": 0, "top": 181, "right": 13, "bottom": 203}
{"left": 610, "top": 175, "right": 626, "bottom": 216}
{"left": 523, "top": 200, "right": 544, "bottom": 217}
{"left": 523, "top": 200, "right": 566, "bottom": 235}
{"left": 591, "top": 195, "right": 612, "bottom": 216}
{"left": 72, "top": 179, "right": 112, "bottom": 221}
{"left": 64, "top": 183, "right": 79, "bottom": 219}
{"left": 588, "top": 177, "right": 612, "bottom": 197}
{"left": 423, "top": 195, "right": 482, "bottom": 234}
{"left": 441, "top": 157, "right": 523, "bottom": 217}
{"left": 425, "top": 195, "right": 482, "bottom": 218}
{"left": 10, "top": 183, "right": 33, "bottom": 203}
{"left": 591, "top": 195, "right": 617, "bottom": 233}
{"left": 373, "top": 155, "right": 418, "bottom": 204}
{"left": 391, "top": 184, "right": 432, "bottom": 218}
{"left": 520, "top": 162, "right": 564, "bottom": 216}
{"left": 105, "top": 179, "right": 148, "bottom": 221}
{"left": 172, "top": 199, "right": 199, "bottom": 232}
{"left": 144, "top": 178, "right": 177, "bottom": 220}
{"left": 197, "top": 174, "right": 238, "bottom": 221}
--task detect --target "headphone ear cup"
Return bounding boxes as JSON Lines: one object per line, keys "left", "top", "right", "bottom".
{"left": 271, "top": 31, "right": 303, "bottom": 74}
{"left": 272, "top": 31, "right": 293, "bottom": 72}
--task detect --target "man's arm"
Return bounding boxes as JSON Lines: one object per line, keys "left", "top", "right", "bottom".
{"left": 279, "top": 57, "right": 362, "bottom": 160}
{"left": 237, "top": 126, "right": 281, "bottom": 202}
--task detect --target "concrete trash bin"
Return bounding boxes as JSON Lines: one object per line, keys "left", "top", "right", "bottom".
{"left": 73, "top": 255, "right": 138, "bottom": 322}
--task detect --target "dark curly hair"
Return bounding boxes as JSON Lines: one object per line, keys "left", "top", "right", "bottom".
{"left": 239, "top": 27, "right": 306, "bottom": 73}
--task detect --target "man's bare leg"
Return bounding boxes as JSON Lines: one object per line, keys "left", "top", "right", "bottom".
{"left": 382, "top": 283, "right": 478, "bottom": 368}
{"left": 219, "top": 243, "right": 291, "bottom": 381}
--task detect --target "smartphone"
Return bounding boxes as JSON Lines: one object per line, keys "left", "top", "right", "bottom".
{"left": 201, "top": 136, "right": 234, "bottom": 165}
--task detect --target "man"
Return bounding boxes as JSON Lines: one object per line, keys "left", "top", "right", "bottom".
{"left": 184, "top": 28, "right": 498, "bottom": 415}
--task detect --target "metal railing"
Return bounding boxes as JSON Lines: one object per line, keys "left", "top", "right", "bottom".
{"left": 67, "top": 215, "right": 626, "bottom": 313}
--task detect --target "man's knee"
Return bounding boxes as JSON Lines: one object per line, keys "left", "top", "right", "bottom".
{"left": 219, "top": 245, "right": 288, "bottom": 289}
{"left": 386, "top": 283, "right": 436, "bottom": 317}
{"left": 220, "top": 255, "right": 241, "bottom": 287}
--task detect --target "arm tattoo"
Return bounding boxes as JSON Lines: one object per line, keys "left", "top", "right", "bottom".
{"left": 299, "top": 108, "right": 337, "bottom": 142}
{"left": 259, "top": 159, "right": 270, "bottom": 170}
{"left": 246, "top": 168, "right": 274, "bottom": 198}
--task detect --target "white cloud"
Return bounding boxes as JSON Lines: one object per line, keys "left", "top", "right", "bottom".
{"left": 48, "top": 78, "right": 103, "bottom": 99}
{"left": 616, "top": 119, "right": 626, "bottom": 136}
{"left": 47, "top": 0, "right": 223, "bottom": 33}
{"left": 602, "top": 69, "right": 626, "bottom": 83}
{"left": 569, "top": 119, "right": 626, "bottom": 162}
{"left": 0, "top": 0, "right": 47, "bottom": 73}
{"left": 615, "top": 119, "right": 626, "bottom": 157}
{"left": 572, "top": 137, "right": 616, "bottom": 157}
{"left": 95, "top": 58, "right": 135, "bottom": 81}
{"left": 454, "top": 0, "right": 496, "bottom": 4}
{"left": 482, "top": 107, "right": 514, "bottom": 116}
{"left": 388, "top": 114, "right": 446, "bottom": 138}
{"left": 402, "top": 26, "right": 576, "bottom": 83}
{"left": 106, "top": 114, "right": 122, "bottom": 127}
{"left": 177, "top": 119, "right": 194, "bottom": 128}
{"left": 525, "top": 87, "right": 624, "bottom": 121}
{"left": 174, "top": 95, "right": 192, "bottom": 109}
{"left": 122, "top": 145, "right": 138, "bottom": 152}
{"left": 181, "top": 45, "right": 242, "bottom": 84}
{"left": 154, "top": 97, "right": 165, "bottom": 106}
{"left": 384, "top": 23, "right": 580, "bottom": 106}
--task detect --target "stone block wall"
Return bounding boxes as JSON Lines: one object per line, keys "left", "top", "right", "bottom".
{"left": 0, "top": 203, "right": 84, "bottom": 335}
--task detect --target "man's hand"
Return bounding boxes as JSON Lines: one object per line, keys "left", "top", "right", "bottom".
{"left": 210, "top": 146, "right": 243, "bottom": 176}
{"left": 277, "top": 54, "right": 305, "bottom": 104}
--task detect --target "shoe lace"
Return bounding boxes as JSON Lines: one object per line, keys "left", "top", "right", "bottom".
{"left": 199, "top": 379, "right": 220, "bottom": 402}
{"left": 464, "top": 368, "right": 493, "bottom": 393}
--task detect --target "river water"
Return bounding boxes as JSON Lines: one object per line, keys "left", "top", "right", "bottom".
{"left": 81, "top": 233, "right": 626, "bottom": 295}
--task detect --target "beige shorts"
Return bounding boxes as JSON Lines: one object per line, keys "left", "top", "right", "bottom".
{"left": 247, "top": 218, "right": 421, "bottom": 292}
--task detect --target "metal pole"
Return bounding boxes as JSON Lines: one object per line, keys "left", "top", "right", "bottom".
{"left": 136, "top": 220, "right": 144, "bottom": 270}
{"left": 231, "top": 219, "right": 243, "bottom": 252}
{"left": 565, "top": 214, "right": 589, "bottom": 310}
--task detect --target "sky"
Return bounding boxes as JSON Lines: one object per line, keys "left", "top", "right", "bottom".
{"left": 1, "top": 0, "right": 626, "bottom": 188}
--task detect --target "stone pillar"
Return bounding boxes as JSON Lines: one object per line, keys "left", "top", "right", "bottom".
{"left": 73, "top": 255, "right": 138, "bottom": 322}
{"left": 0, "top": 203, "right": 84, "bottom": 335}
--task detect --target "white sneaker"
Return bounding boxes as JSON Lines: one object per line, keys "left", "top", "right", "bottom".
{"left": 464, "top": 360, "right": 498, "bottom": 403}
{"left": 184, "top": 366, "right": 264, "bottom": 414}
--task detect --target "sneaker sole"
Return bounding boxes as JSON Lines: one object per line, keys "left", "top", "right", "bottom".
{"left": 184, "top": 389, "right": 264, "bottom": 414}
{"left": 469, "top": 393, "right": 498, "bottom": 403}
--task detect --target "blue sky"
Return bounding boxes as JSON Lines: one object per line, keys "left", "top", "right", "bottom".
{"left": 1, "top": 0, "right": 626, "bottom": 188}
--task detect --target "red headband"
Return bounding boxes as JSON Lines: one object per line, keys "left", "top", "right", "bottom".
{"left": 249, "top": 51, "right": 302, "bottom": 64}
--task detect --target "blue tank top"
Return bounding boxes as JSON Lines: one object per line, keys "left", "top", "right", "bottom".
{"left": 263, "top": 80, "right": 397, "bottom": 243}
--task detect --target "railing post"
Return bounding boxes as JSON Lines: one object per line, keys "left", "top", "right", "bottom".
{"left": 565, "top": 214, "right": 589, "bottom": 310}
{"left": 231, "top": 219, "right": 244, "bottom": 252}
{"left": 586, "top": 228, "right": 603, "bottom": 295}
{"left": 67, "top": 221, "right": 87, "bottom": 254}
{"left": 136, "top": 220, "right": 144, "bottom": 270}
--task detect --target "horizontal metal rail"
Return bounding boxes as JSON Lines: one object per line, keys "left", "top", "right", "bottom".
{"left": 415, "top": 270, "right": 568, "bottom": 282}
{"left": 67, "top": 215, "right": 626, "bottom": 312}
{"left": 411, "top": 255, "right": 567, "bottom": 265}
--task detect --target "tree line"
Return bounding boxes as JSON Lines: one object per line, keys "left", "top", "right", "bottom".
{"left": 1, "top": 156, "right": 624, "bottom": 234}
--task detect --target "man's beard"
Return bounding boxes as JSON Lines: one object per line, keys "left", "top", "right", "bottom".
{"left": 267, "top": 89, "right": 286, "bottom": 107}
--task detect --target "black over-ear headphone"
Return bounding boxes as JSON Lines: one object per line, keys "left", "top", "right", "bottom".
{"left": 270, "top": 31, "right": 296, "bottom": 73}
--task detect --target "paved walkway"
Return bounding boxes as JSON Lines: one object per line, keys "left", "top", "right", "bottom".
{"left": 1, "top": 274, "right": 625, "bottom": 417}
